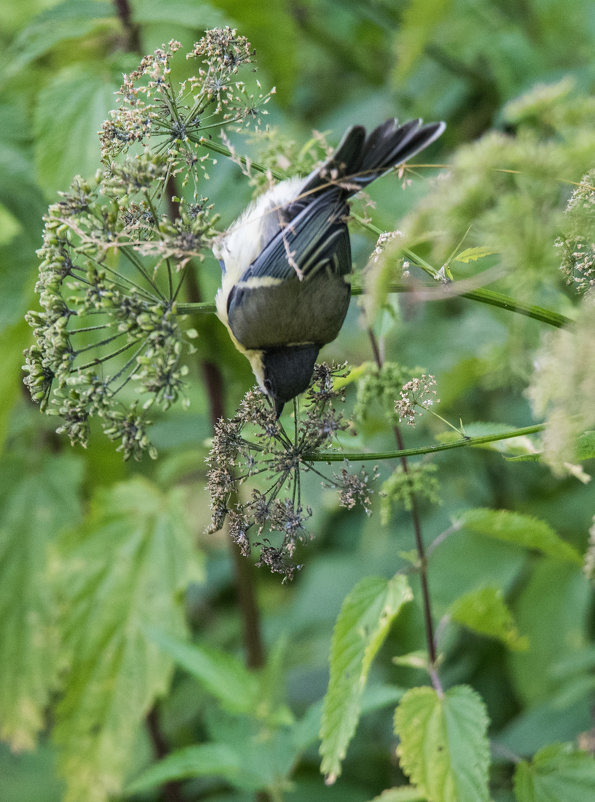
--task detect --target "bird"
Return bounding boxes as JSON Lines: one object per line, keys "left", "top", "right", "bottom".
{"left": 214, "top": 117, "right": 446, "bottom": 417}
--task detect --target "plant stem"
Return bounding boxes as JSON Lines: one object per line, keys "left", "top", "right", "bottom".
{"left": 368, "top": 330, "right": 441, "bottom": 690}
{"left": 145, "top": 709, "right": 184, "bottom": 802}
{"left": 305, "top": 423, "right": 544, "bottom": 462}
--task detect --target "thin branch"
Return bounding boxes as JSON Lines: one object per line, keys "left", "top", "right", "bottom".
{"left": 368, "top": 329, "right": 441, "bottom": 688}
{"left": 174, "top": 283, "right": 570, "bottom": 329}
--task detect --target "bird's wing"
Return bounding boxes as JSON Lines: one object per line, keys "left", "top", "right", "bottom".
{"left": 236, "top": 192, "right": 351, "bottom": 285}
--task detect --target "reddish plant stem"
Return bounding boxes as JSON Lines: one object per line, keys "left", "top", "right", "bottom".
{"left": 145, "top": 709, "right": 184, "bottom": 802}
{"left": 368, "top": 329, "right": 441, "bottom": 690}
{"left": 112, "top": 0, "right": 140, "bottom": 51}
{"left": 166, "top": 181, "right": 266, "bottom": 671}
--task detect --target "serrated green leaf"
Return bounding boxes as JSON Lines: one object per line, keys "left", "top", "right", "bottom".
{"left": 126, "top": 743, "right": 243, "bottom": 794}
{"left": 146, "top": 628, "right": 261, "bottom": 715}
{"left": 52, "top": 477, "right": 203, "bottom": 802}
{"left": 5, "top": 0, "right": 116, "bottom": 76}
{"left": 455, "top": 246, "right": 496, "bottom": 263}
{"left": 320, "top": 575, "right": 413, "bottom": 782}
{"left": 449, "top": 585, "right": 529, "bottom": 650}
{"left": 514, "top": 743, "right": 595, "bottom": 802}
{"left": 34, "top": 63, "right": 119, "bottom": 194}
{"left": 0, "top": 455, "right": 83, "bottom": 750}
{"left": 460, "top": 508, "right": 582, "bottom": 565}
{"left": 394, "top": 685, "right": 490, "bottom": 802}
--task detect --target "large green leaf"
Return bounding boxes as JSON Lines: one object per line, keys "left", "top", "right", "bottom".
{"left": 0, "top": 455, "right": 83, "bottom": 750}
{"left": 394, "top": 685, "right": 490, "bottom": 802}
{"left": 449, "top": 584, "right": 528, "bottom": 650}
{"left": 320, "top": 574, "right": 413, "bottom": 783}
{"left": 52, "top": 477, "right": 203, "bottom": 802}
{"left": 4, "top": 0, "right": 116, "bottom": 76}
{"left": 146, "top": 628, "right": 261, "bottom": 715}
{"left": 126, "top": 724, "right": 297, "bottom": 796}
{"left": 126, "top": 742, "right": 244, "bottom": 795}
{"left": 459, "top": 508, "right": 582, "bottom": 565}
{"left": 514, "top": 743, "right": 595, "bottom": 802}
{"left": 34, "top": 63, "right": 120, "bottom": 195}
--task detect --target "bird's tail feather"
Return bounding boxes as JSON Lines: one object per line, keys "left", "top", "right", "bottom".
{"left": 301, "top": 118, "right": 445, "bottom": 199}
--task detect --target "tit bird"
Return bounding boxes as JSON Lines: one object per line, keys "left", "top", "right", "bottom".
{"left": 214, "top": 118, "right": 445, "bottom": 417}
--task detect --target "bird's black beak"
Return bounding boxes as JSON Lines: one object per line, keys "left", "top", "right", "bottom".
{"left": 274, "top": 398, "right": 285, "bottom": 419}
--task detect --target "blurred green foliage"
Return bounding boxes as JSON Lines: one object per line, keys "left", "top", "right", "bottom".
{"left": 0, "top": 1, "right": 594, "bottom": 801}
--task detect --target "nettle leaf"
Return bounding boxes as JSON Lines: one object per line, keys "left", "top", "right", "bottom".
{"left": 126, "top": 743, "right": 244, "bottom": 795}
{"left": 394, "top": 685, "right": 490, "bottom": 802}
{"left": 460, "top": 508, "right": 582, "bottom": 565}
{"left": 449, "top": 584, "right": 529, "bottom": 651}
{"left": 6, "top": 0, "right": 116, "bottom": 75}
{"left": 320, "top": 575, "right": 413, "bottom": 783}
{"left": 0, "top": 455, "right": 83, "bottom": 750}
{"left": 34, "top": 63, "right": 120, "bottom": 194}
{"left": 52, "top": 477, "right": 203, "bottom": 802}
{"left": 146, "top": 629, "right": 261, "bottom": 716}
{"left": 514, "top": 743, "right": 595, "bottom": 802}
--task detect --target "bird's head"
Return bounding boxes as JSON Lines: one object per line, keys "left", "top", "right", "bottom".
{"left": 250, "top": 344, "right": 320, "bottom": 418}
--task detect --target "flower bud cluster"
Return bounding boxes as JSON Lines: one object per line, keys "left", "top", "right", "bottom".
{"left": 206, "top": 365, "right": 375, "bottom": 579}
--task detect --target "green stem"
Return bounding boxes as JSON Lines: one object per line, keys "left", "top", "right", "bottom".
{"left": 303, "top": 423, "right": 545, "bottom": 462}
{"left": 195, "top": 136, "right": 286, "bottom": 181}
{"left": 456, "top": 287, "right": 570, "bottom": 328}
{"left": 174, "top": 301, "right": 215, "bottom": 314}
{"left": 174, "top": 282, "right": 569, "bottom": 327}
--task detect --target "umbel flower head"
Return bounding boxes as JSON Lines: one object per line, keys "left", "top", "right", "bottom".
{"left": 206, "top": 364, "right": 376, "bottom": 580}
{"left": 23, "top": 29, "right": 273, "bottom": 459}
